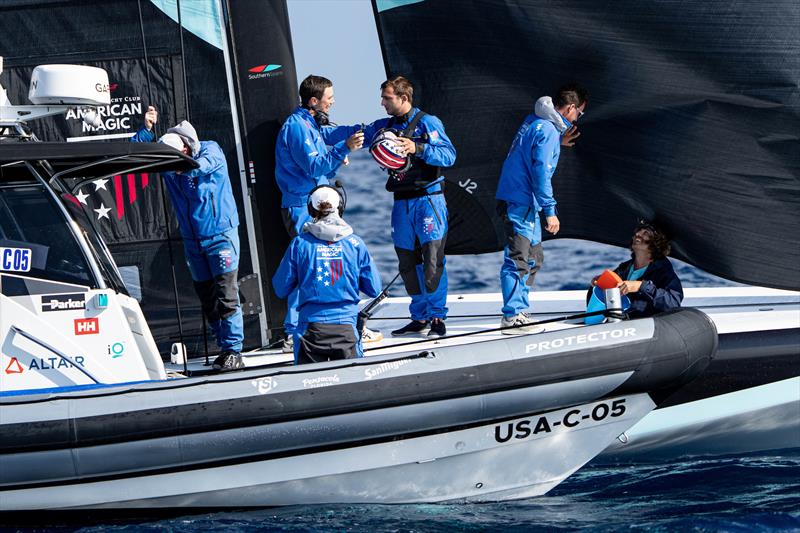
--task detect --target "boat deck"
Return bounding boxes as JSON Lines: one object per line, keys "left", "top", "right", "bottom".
{"left": 165, "top": 287, "right": 800, "bottom": 374}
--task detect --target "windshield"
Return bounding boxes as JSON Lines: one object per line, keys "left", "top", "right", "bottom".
{"left": 0, "top": 183, "right": 96, "bottom": 287}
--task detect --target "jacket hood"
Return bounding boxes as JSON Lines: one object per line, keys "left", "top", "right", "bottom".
{"left": 167, "top": 120, "right": 201, "bottom": 157}
{"left": 303, "top": 213, "right": 353, "bottom": 242}
{"left": 534, "top": 96, "right": 569, "bottom": 134}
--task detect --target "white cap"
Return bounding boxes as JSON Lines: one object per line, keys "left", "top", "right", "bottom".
{"left": 159, "top": 132, "right": 185, "bottom": 152}
{"left": 309, "top": 186, "right": 340, "bottom": 213}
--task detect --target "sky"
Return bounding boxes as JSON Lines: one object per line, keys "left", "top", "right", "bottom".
{"left": 287, "top": 0, "right": 387, "bottom": 124}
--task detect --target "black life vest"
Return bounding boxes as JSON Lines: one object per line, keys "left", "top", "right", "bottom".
{"left": 384, "top": 111, "right": 442, "bottom": 196}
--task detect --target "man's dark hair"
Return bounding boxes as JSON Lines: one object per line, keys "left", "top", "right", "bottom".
{"left": 381, "top": 76, "right": 414, "bottom": 104}
{"left": 299, "top": 75, "right": 332, "bottom": 107}
{"left": 554, "top": 83, "right": 589, "bottom": 108}
{"left": 635, "top": 221, "right": 672, "bottom": 259}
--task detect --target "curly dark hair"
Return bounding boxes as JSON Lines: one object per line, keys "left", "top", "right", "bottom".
{"left": 635, "top": 221, "right": 671, "bottom": 259}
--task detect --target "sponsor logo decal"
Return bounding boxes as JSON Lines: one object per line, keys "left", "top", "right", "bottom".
{"left": 248, "top": 64, "right": 282, "bottom": 73}
{"left": 364, "top": 358, "right": 412, "bottom": 380}
{"left": 248, "top": 64, "right": 284, "bottom": 80}
{"left": 3, "top": 355, "right": 86, "bottom": 373}
{"left": 302, "top": 374, "right": 339, "bottom": 389}
{"left": 41, "top": 294, "right": 86, "bottom": 312}
{"left": 74, "top": 318, "right": 100, "bottom": 335}
{"left": 95, "top": 293, "right": 109, "bottom": 309}
{"left": 28, "top": 356, "right": 85, "bottom": 371}
{"left": 494, "top": 399, "right": 628, "bottom": 443}
{"left": 4, "top": 357, "right": 24, "bottom": 374}
{"left": 108, "top": 342, "right": 125, "bottom": 358}
{"left": 252, "top": 376, "right": 278, "bottom": 394}
{"left": 65, "top": 98, "right": 141, "bottom": 133}
{"left": 0, "top": 247, "right": 32, "bottom": 272}
{"left": 525, "top": 328, "right": 637, "bottom": 353}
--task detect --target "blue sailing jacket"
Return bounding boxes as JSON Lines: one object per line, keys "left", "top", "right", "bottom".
{"left": 495, "top": 114, "right": 567, "bottom": 216}
{"left": 273, "top": 232, "right": 382, "bottom": 325}
{"left": 275, "top": 107, "right": 353, "bottom": 207}
{"left": 131, "top": 129, "right": 239, "bottom": 239}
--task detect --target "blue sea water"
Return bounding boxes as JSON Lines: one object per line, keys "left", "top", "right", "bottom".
{"left": 7, "top": 153, "right": 796, "bottom": 531}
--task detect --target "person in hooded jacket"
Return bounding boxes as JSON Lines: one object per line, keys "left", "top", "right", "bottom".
{"left": 131, "top": 110, "right": 244, "bottom": 371}
{"left": 495, "top": 84, "right": 588, "bottom": 334}
{"left": 275, "top": 75, "right": 365, "bottom": 351}
{"left": 591, "top": 222, "right": 683, "bottom": 317}
{"left": 273, "top": 186, "right": 382, "bottom": 364}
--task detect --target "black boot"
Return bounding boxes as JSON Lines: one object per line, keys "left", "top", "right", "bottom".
{"left": 391, "top": 320, "right": 430, "bottom": 336}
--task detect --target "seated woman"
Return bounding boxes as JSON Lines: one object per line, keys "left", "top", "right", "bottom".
{"left": 273, "top": 186, "right": 382, "bottom": 364}
{"left": 592, "top": 222, "right": 683, "bottom": 318}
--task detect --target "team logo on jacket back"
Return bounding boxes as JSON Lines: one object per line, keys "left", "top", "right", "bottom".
{"left": 315, "top": 244, "right": 344, "bottom": 287}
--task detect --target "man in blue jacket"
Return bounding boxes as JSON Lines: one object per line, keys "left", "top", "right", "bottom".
{"left": 132, "top": 112, "right": 244, "bottom": 371}
{"left": 357, "top": 76, "right": 456, "bottom": 337}
{"left": 496, "top": 84, "right": 588, "bottom": 334}
{"left": 275, "top": 75, "right": 364, "bottom": 351}
{"left": 273, "top": 186, "right": 382, "bottom": 364}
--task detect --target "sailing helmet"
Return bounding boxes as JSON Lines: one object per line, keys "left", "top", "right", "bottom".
{"left": 369, "top": 129, "right": 411, "bottom": 173}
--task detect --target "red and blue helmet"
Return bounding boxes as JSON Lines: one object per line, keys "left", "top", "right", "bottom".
{"left": 369, "top": 129, "right": 411, "bottom": 173}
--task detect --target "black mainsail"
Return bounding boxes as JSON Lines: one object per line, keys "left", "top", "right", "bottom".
{"left": 372, "top": 0, "right": 800, "bottom": 290}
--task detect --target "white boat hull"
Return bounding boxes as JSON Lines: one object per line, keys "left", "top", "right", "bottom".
{"left": 1, "top": 394, "right": 654, "bottom": 509}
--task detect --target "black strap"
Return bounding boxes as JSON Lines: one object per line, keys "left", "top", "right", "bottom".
{"left": 401, "top": 111, "right": 426, "bottom": 137}
{"left": 388, "top": 110, "right": 427, "bottom": 138}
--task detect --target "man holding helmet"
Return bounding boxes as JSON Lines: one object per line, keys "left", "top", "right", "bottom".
{"left": 358, "top": 76, "right": 457, "bottom": 337}
{"left": 272, "top": 186, "right": 382, "bottom": 364}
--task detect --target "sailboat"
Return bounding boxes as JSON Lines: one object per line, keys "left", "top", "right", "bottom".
{"left": 0, "top": 0, "right": 797, "bottom": 509}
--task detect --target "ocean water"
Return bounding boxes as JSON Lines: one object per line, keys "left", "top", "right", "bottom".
{"left": 8, "top": 152, "right": 796, "bottom": 531}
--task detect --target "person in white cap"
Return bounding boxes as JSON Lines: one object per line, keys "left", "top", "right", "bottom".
{"left": 131, "top": 112, "right": 245, "bottom": 372}
{"left": 272, "top": 185, "right": 382, "bottom": 364}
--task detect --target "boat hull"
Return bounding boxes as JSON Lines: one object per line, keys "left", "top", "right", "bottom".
{"left": 1, "top": 394, "right": 654, "bottom": 509}
{"left": 0, "top": 308, "right": 716, "bottom": 509}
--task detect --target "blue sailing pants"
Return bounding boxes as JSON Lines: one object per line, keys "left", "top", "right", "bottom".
{"left": 498, "top": 201, "right": 544, "bottom": 317}
{"left": 392, "top": 194, "right": 448, "bottom": 321}
{"left": 183, "top": 228, "right": 244, "bottom": 352}
{"left": 281, "top": 206, "right": 312, "bottom": 334}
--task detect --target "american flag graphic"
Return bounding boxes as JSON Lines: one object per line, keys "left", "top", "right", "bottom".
{"left": 67, "top": 173, "right": 151, "bottom": 221}
{"left": 329, "top": 259, "right": 344, "bottom": 286}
